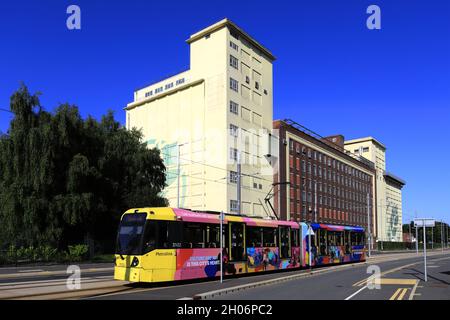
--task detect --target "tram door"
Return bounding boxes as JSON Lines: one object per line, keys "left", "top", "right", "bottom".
{"left": 229, "top": 223, "right": 245, "bottom": 261}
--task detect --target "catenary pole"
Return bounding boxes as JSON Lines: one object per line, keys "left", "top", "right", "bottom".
{"left": 308, "top": 224, "right": 312, "bottom": 268}
{"left": 237, "top": 150, "right": 241, "bottom": 216}
{"left": 367, "top": 193, "right": 371, "bottom": 257}
{"left": 314, "top": 182, "right": 317, "bottom": 222}
{"left": 423, "top": 223, "right": 427, "bottom": 282}
{"left": 415, "top": 211, "right": 419, "bottom": 255}
{"left": 220, "top": 211, "right": 223, "bottom": 284}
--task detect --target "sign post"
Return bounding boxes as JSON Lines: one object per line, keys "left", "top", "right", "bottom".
{"left": 414, "top": 218, "right": 435, "bottom": 282}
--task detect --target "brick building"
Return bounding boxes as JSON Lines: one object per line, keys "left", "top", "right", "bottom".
{"left": 272, "top": 119, "right": 377, "bottom": 240}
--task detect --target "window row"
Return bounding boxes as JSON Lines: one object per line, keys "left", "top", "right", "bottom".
{"left": 288, "top": 141, "right": 371, "bottom": 182}
{"left": 143, "top": 77, "right": 186, "bottom": 98}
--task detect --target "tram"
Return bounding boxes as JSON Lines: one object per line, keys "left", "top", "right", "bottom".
{"left": 114, "top": 208, "right": 366, "bottom": 283}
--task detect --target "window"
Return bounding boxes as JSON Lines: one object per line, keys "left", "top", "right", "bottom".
{"left": 263, "top": 228, "right": 277, "bottom": 247}
{"left": 230, "top": 29, "right": 240, "bottom": 40}
{"left": 145, "top": 91, "right": 153, "bottom": 98}
{"left": 246, "top": 227, "right": 262, "bottom": 247}
{"left": 230, "top": 41, "right": 239, "bottom": 51}
{"left": 279, "top": 227, "right": 291, "bottom": 258}
{"left": 230, "top": 124, "right": 239, "bottom": 137}
{"left": 182, "top": 223, "right": 206, "bottom": 248}
{"left": 230, "top": 148, "right": 238, "bottom": 161}
{"left": 230, "top": 100, "right": 239, "bottom": 114}
{"left": 140, "top": 221, "right": 185, "bottom": 253}
{"left": 230, "top": 78, "right": 239, "bottom": 92}
{"left": 351, "top": 232, "right": 364, "bottom": 246}
{"left": 255, "top": 81, "right": 260, "bottom": 90}
{"left": 230, "top": 223, "right": 245, "bottom": 261}
{"left": 165, "top": 83, "right": 173, "bottom": 90}
{"left": 230, "top": 55, "right": 239, "bottom": 69}
{"left": 245, "top": 76, "right": 250, "bottom": 84}
{"left": 291, "top": 229, "right": 299, "bottom": 247}
{"left": 155, "top": 87, "right": 163, "bottom": 94}
{"left": 230, "top": 200, "right": 239, "bottom": 212}
{"left": 176, "top": 78, "right": 185, "bottom": 86}
{"left": 117, "top": 214, "right": 147, "bottom": 255}
{"left": 230, "top": 171, "right": 238, "bottom": 184}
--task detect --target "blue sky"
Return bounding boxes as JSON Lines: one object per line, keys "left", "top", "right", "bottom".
{"left": 0, "top": 0, "right": 449, "bottom": 223}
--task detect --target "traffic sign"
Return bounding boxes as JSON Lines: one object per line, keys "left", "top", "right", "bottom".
{"left": 414, "top": 219, "right": 435, "bottom": 228}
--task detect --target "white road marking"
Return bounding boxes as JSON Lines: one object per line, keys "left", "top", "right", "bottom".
{"left": 409, "top": 280, "right": 420, "bottom": 301}
{"left": 345, "top": 286, "right": 367, "bottom": 300}
{"left": 18, "top": 269, "right": 44, "bottom": 273}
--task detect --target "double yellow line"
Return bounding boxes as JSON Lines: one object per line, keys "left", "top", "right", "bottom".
{"left": 390, "top": 288, "right": 408, "bottom": 300}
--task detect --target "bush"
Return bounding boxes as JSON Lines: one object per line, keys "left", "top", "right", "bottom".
{"left": 67, "top": 244, "right": 89, "bottom": 262}
{"left": 37, "top": 246, "right": 58, "bottom": 262}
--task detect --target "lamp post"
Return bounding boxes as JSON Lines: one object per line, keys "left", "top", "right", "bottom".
{"left": 367, "top": 193, "right": 371, "bottom": 257}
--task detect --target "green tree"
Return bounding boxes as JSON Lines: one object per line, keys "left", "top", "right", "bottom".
{"left": 0, "top": 85, "right": 167, "bottom": 250}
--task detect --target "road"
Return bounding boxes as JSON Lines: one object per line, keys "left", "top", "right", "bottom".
{"left": 0, "top": 251, "right": 449, "bottom": 300}
{"left": 210, "top": 253, "right": 450, "bottom": 300}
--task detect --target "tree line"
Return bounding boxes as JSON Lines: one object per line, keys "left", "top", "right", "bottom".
{"left": 0, "top": 85, "right": 167, "bottom": 252}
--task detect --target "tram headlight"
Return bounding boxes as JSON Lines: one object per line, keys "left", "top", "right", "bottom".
{"left": 131, "top": 256, "right": 139, "bottom": 267}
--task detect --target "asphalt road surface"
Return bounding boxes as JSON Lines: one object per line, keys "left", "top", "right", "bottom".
{"left": 210, "top": 253, "right": 450, "bottom": 300}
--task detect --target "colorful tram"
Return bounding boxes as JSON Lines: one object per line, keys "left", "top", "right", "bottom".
{"left": 114, "top": 208, "right": 366, "bottom": 283}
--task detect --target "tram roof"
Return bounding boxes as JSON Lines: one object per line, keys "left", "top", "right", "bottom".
{"left": 173, "top": 208, "right": 299, "bottom": 228}
{"left": 310, "top": 223, "right": 365, "bottom": 233}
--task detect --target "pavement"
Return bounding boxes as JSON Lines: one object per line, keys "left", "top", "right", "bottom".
{"left": 0, "top": 263, "right": 122, "bottom": 299}
{"left": 0, "top": 250, "right": 449, "bottom": 300}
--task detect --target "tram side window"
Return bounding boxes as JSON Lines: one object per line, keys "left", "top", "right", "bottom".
{"left": 183, "top": 223, "right": 206, "bottom": 248}
{"left": 327, "top": 231, "right": 336, "bottom": 247}
{"left": 142, "top": 221, "right": 183, "bottom": 253}
{"left": 156, "top": 221, "right": 183, "bottom": 249}
{"left": 142, "top": 221, "right": 157, "bottom": 254}
{"left": 291, "top": 229, "right": 299, "bottom": 247}
{"left": 263, "top": 228, "right": 277, "bottom": 247}
{"left": 279, "top": 227, "right": 291, "bottom": 258}
{"left": 246, "top": 227, "right": 262, "bottom": 247}
{"left": 206, "top": 225, "right": 220, "bottom": 248}
{"left": 318, "top": 229, "right": 327, "bottom": 256}
{"left": 230, "top": 224, "right": 245, "bottom": 261}
{"left": 350, "top": 232, "right": 364, "bottom": 246}
{"left": 335, "top": 231, "right": 343, "bottom": 246}
{"left": 344, "top": 230, "right": 351, "bottom": 253}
